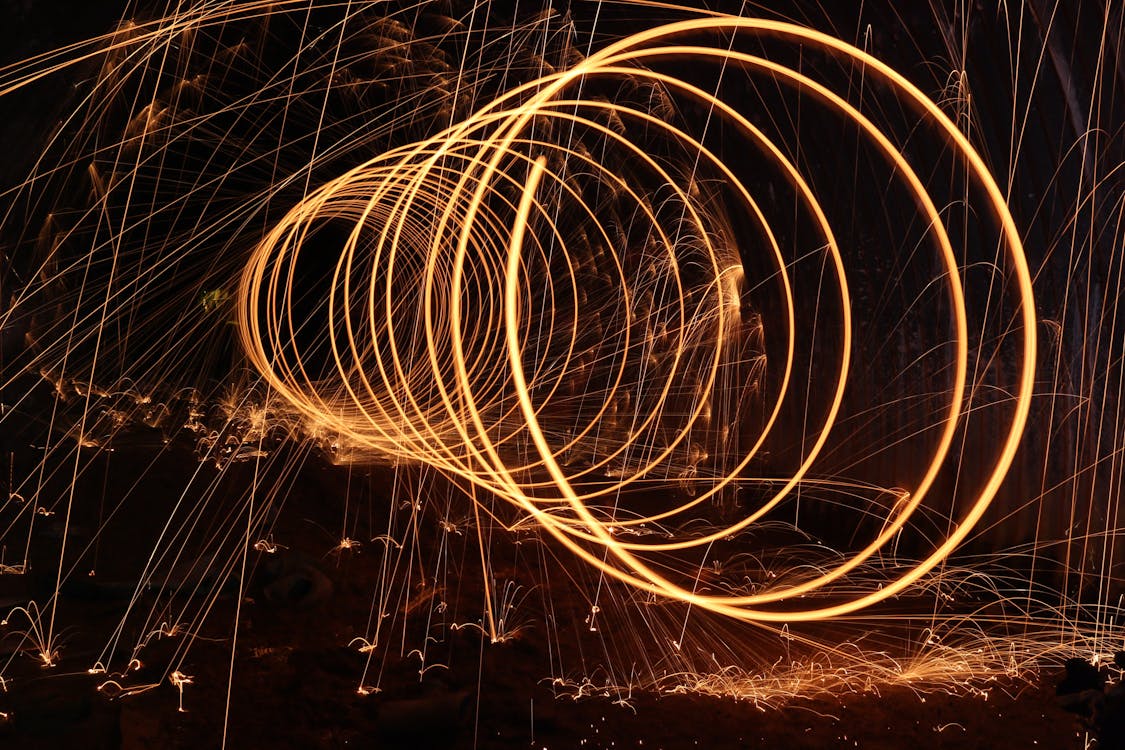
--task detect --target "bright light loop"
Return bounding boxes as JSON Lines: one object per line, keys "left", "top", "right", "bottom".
{"left": 237, "top": 17, "right": 1036, "bottom": 622}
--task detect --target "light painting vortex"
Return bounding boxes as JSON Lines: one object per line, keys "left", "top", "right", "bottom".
{"left": 236, "top": 18, "right": 1038, "bottom": 623}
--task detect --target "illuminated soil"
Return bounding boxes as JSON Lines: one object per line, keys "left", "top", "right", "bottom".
{"left": 0, "top": 600, "right": 1090, "bottom": 749}
{"left": 0, "top": 432, "right": 1091, "bottom": 749}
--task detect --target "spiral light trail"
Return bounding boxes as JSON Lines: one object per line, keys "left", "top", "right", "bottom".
{"left": 236, "top": 18, "right": 1037, "bottom": 623}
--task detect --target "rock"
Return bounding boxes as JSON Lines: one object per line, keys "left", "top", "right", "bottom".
{"left": 1058, "top": 657, "right": 1104, "bottom": 696}
{"left": 373, "top": 688, "right": 472, "bottom": 749}
{"left": 1056, "top": 687, "right": 1103, "bottom": 717}
{"left": 257, "top": 554, "right": 333, "bottom": 609}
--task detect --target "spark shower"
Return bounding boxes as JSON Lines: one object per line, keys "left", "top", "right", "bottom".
{"left": 0, "top": 1, "right": 1120, "bottom": 747}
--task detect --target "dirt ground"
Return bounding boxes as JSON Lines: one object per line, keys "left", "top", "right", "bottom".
{"left": 0, "top": 439, "right": 1096, "bottom": 750}
{"left": 0, "top": 643, "right": 1092, "bottom": 749}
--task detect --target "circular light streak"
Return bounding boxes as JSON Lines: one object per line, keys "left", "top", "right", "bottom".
{"left": 237, "top": 18, "right": 1036, "bottom": 622}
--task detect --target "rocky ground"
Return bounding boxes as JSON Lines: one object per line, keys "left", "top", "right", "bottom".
{"left": 0, "top": 438, "right": 1106, "bottom": 749}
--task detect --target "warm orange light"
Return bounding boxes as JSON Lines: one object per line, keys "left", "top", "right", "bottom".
{"left": 233, "top": 18, "right": 1035, "bottom": 623}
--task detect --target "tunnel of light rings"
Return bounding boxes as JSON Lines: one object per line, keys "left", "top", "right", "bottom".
{"left": 237, "top": 18, "right": 1036, "bottom": 622}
